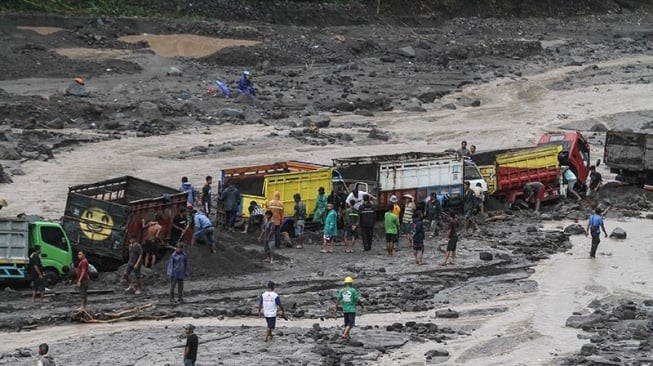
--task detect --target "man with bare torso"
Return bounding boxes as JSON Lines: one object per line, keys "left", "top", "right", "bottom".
{"left": 142, "top": 213, "right": 163, "bottom": 268}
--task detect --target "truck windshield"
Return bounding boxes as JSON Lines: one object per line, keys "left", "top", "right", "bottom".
{"left": 41, "top": 226, "right": 68, "bottom": 251}
{"left": 464, "top": 166, "right": 483, "bottom": 180}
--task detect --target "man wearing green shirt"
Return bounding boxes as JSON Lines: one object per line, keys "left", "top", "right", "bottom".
{"left": 335, "top": 276, "right": 364, "bottom": 340}
{"left": 384, "top": 205, "right": 400, "bottom": 256}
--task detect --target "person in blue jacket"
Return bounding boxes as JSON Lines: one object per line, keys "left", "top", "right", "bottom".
{"left": 167, "top": 242, "right": 188, "bottom": 303}
{"left": 237, "top": 70, "right": 256, "bottom": 97}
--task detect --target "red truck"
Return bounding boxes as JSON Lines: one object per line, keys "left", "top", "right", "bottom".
{"left": 537, "top": 131, "right": 592, "bottom": 188}
{"left": 471, "top": 131, "right": 592, "bottom": 204}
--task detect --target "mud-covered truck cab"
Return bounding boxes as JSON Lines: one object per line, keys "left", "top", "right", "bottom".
{"left": 62, "top": 176, "right": 189, "bottom": 270}
{"left": 0, "top": 218, "right": 73, "bottom": 286}
{"left": 604, "top": 130, "right": 653, "bottom": 187}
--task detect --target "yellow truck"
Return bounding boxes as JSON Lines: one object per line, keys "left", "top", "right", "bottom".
{"left": 218, "top": 161, "right": 334, "bottom": 220}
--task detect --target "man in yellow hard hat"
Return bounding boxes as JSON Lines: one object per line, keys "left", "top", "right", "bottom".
{"left": 335, "top": 276, "right": 363, "bottom": 340}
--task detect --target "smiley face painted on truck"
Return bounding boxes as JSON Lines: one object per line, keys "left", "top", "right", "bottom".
{"left": 79, "top": 207, "right": 114, "bottom": 240}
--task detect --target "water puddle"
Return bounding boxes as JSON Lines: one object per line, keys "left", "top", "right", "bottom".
{"left": 16, "top": 26, "right": 64, "bottom": 35}
{"left": 54, "top": 48, "right": 132, "bottom": 60}
{"left": 118, "top": 34, "right": 260, "bottom": 58}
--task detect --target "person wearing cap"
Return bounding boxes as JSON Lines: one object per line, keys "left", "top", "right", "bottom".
{"left": 183, "top": 324, "right": 198, "bottom": 366}
{"left": 237, "top": 70, "right": 256, "bottom": 97}
{"left": 384, "top": 204, "right": 399, "bottom": 256}
{"left": 167, "top": 242, "right": 188, "bottom": 304}
{"left": 335, "top": 276, "right": 363, "bottom": 340}
{"left": 258, "top": 281, "right": 286, "bottom": 342}
{"left": 29, "top": 245, "right": 46, "bottom": 303}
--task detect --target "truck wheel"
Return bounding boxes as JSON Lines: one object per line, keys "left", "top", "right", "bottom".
{"left": 43, "top": 268, "right": 60, "bottom": 288}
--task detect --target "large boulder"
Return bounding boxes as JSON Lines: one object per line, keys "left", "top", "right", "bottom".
{"left": 609, "top": 227, "right": 627, "bottom": 239}
{"left": 397, "top": 46, "right": 416, "bottom": 58}
{"left": 565, "top": 313, "right": 603, "bottom": 329}
{"left": 138, "top": 102, "right": 162, "bottom": 121}
{"left": 435, "top": 308, "right": 459, "bottom": 319}
{"left": 0, "top": 144, "right": 21, "bottom": 160}
{"left": 564, "top": 224, "right": 586, "bottom": 235}
{"left": 425, "top": 349, "right": 449, "bottom": 358}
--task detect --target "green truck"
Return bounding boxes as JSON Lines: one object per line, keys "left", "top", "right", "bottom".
{"left": 0, "top": 218, "right": 74, "bottom": 286}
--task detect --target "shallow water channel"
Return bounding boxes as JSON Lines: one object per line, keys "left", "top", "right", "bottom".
{"left": 1, "top": 218, "right": 651, "bottom": 365}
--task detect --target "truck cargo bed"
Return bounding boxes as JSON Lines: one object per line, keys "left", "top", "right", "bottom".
{"left": 63, "top": 176, "right": 188, "bottom": 265}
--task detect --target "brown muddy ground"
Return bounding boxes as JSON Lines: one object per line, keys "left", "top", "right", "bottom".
{"left": 1, "top": 3, "right": 653, "bottom": 365}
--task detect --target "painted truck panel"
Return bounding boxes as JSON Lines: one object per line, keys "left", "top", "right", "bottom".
{"left": 0, "top": 220, "right": 29, "bottom": 269}
{"left": 604, "top": 131, "right": 653, "bottom": 186}
{"left": 220, "top": 162, "right": 332, "bottom": 219}
{"left": 62, "top": 176, "right": 188, "bottom": 267}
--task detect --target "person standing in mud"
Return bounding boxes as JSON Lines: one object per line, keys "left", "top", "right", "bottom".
{"left": 182, "top": 324, "right": 198, "bottom": 366}
{"left": 268, "top": 191, "right": 284, "bottom": 249}
{"left": 76, "top": 251, "right": 90, "bottom": 311}
{"left": 191, "top": 209, "right": 216, "bottom": 253}
{"left": 412, "top": 212, "right": 425, "bottom": 265}
{"left": 442, "top": 212, "right": 459, "bottom": 266}
{"left": 335, "top": 276, "right": 363, "bottom": 340}
{"left": 343, "top": 199, "right": 359, "bottom": 253}
{"left": 384, "top": 204, "right": 399, "bottom": 256}
{"left": 586, "top": 165, "right": 603, "bottom": 208}
{"left": 321, "top": 203, "right": 338, "bottom": 253}
{"left": 170, "top": 209, "right": 189, "bottom": 246}
{"left": 30, "top": 245, "right": 46, "bottom": 303}
{"left": 312, "top": 187, "right": 328, "bottom": 229}
{"left": 242, "top": 200, "right": 265, "bottom": 234}
{"left": 37, "top": 343, "right": 55, "bottom": 366}
{"left": 142, "top": 213, "right": 163, "bottom": 268}
{"left": 259, "top": 210, "right": 276, "bottom": 263}
{"left": 390, "top": 195, "right": 401, "bottom": 217}
{"left": 585, "top": 208, "right": 608, "bottom": 259}
{"left": 463, "top": 182, "right": 478, "bottom": 235}
{"left": 425, "top": 192, "right": 442, "bottom": 237}
{"left": 293, "top": 193, "right": 306, "bottom": 249}
{"left": 358, "top": 195, "right": 376, "bottom": 252}
{"left": 220, "top": 184, "right": 241, "bottom": 232}
{"left": 401, "top": 194, "right": 415, "bottom": 247}
{"left": 201, "top": 175, "right": 213, "bottom": 215}
{"left": 258, "top": 281, "right": 286, "bottom": 342}
{"left": 167, "top": 242, "right": 188, "bottom": 303}
{"left": 123, "top": 233, "right": 143, "bottom": 295}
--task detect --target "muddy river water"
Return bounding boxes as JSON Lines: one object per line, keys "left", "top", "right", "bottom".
{"left": 2, "top": 218, "right": 651, "bottom": 365}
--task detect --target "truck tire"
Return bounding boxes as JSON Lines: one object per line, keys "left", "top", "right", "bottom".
{"left": 43, "top": 268, "right": 60, "bottom": 288}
